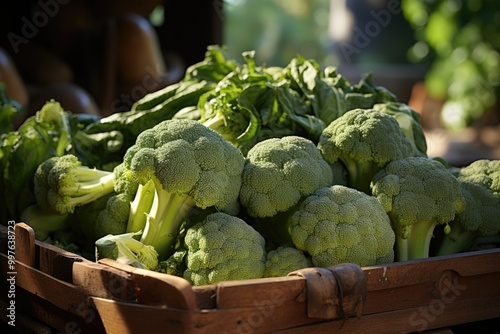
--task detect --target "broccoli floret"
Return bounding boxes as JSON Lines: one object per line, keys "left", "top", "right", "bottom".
{"left": 318, "top": 108, "right": 425, "bottom": 194}
{"left": 263, "top": 246, "right": 312, "bottom": 278}
{"left": 240, "top": 136, "right": 334, "bottom": 218}
{"left": 182, "top": 212, "right": 266, "bottom": 286}
{"left": 95, "top": 231, "right": 159, "bottom": 270}
{"left": 20, "top": 203, "right": 71, "bottom": 241}
{"left": 35, "top": 99, "right": 71, "bottom": 157}
{"left": 75, "top": 192, "right": 131, "bottom": 240}
{"left": 456, "top": 159, "right": 500, "bottom": 196}
{"left": 74, "top": 162, "right": 150, "bottom": 241}
{"left": 238, "top": 136, "right": 335, "bottom": 247}
{"left": 372, "top": 102, "right": 428, "bottom": 156}
{"left": 34, "top": 154, "right": 116, "bottom": 215}
{"left": 123, "top": 119, "right": 246, "bottom": 260}
{"left": 290, "top": 185, "right": 395, "bottom": 267}
{"left": 435, "top": 178, "right": 500, "bottom": 256}
{"left": 371, "top": 157, "right": 465, "bottom": 261}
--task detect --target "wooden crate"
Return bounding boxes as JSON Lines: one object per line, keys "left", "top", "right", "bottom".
{"left": 1, "top": 223, "right": 499, "bottom": 334}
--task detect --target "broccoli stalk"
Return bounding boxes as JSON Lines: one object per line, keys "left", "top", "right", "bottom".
{"left": 95, "top": 231, "right": 159, "bottom": 270}
{"left": 58, "top": 168, "right": 115, "bottom": 205}
{"left": 435, "top": 226, "right": 478, "bottom": 256}
{"left": 391, "top": 219, "right": 449, "bottom": 261}
{"left": 20, "top": 203, "right": 70, "bottom": 241}
{"left": 35, "top": 99, "right": 72, "bottom": 157}
{"left": 126, "top": 179, "right": 155, "bottom": 233}
{"left": 340, "top": 158, "right": 382, "bottom": 195}
{"left": 34, "top": 154, "right": 116, "bottom": 215}
{"left": 138, "top": 177, "right": 197, "bottom": 259}
{"left": 434, "top": 180, "right": 500, "bottom": 256}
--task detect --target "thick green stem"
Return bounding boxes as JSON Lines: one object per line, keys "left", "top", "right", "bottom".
{"left": 342, "top": 159, "right": 380, "bottom": 195}
{"left": 126, "top": 180, "right": 155, "bottom": 233}
{"left": 435, "top": 226, "right": 478, "bottom": 256}
{"left": 73, "top": 166, "right": 114, "bottom": 182}
{"left": 64, "top": 171, "right": 115, "bottom": 196}
{"left": 253, "top": 211, "right": 295, "bottom": 249}
{"left": 140, "top": 180, "right": 195, "bottom": 260}
{"left": 393, "top": 221, "right": 438, "bottom": 261}
{"left": 20, "top": 204, "right": 69, "bottom": 241}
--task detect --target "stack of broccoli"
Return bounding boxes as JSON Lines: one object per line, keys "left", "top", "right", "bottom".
{"left": 5, "top": 47, "right": 500, "bottom": 287}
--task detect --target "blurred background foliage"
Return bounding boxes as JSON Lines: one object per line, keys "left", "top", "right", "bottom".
{"left": 223, "top": 0, "right": 336, "bottom": 67}
{"left": 222, "top": 0, "right": 500, "bottom": 130}
{"left": 402, "top": 0, "right": 500, "bottom": 130}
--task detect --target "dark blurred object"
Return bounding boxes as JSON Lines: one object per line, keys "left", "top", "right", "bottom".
{"left": 0, "top": 0, "right": 223, "bottom": 120}
{"left": 329, "top": 0, "right": 426, "bottom": 103}
{"left": 159, "top": 1, "right": 224, "bottom": 67}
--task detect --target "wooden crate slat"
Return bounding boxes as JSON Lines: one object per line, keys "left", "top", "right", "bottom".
{"left": 97, "top": 258, "right": 199, "bottom": 310}
{"left": 270, "top": 296, "right": 500, "bottom": 334}
{"left": 14, "top": 222, "right": 35, "bottom": 267}
{"left": 72, "top": 260, "right": 136, "bottom": 301}
{"left": 91, "top": 295, "right": 321, "bottom": 334}
{"left": 362, "top": 248, "right": 500, "bottom": 291}
{"left": 215, "top": 275, "right": 306, "bottom": 308}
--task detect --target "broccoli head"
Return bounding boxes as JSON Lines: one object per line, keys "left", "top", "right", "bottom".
{"left": 290, "top": 185, "right": 395, "bottom": 267}
{"left": 238, "top": 135, "right": 335, "bottom": 247}
{"left": 263, "top": 246, "right": 312, "bottom": 278}
{"left": 34, "top": 154, "right": 116, "bottom": 215}
{"left": 183, "top": 212, "right": 266, "bottom": 286}
{"left": 371, "top": 156, "right": 465, "bottom": 261}
{"left": 318, "top": 108, "right": 424, "bottom": 194}
{"left": 123, "top": 119, "right": 246, "bottom": 260}
{"left": 240, "top": 136, "right": 334, "bottom": 218}
{"left": 435, "top": 177, "right": 500, "bottom": 256}
{"left": 456, "top": 159, "right": 500, "bottom": 196}
{"left": 372, "top": 102, "right": 428, "bottom": 156}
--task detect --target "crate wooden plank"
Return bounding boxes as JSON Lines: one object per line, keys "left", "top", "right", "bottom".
{"left": 98, "top": 258, "right": 199, "bottom": 310}
{"left": 37, "top": 239, "right": 84, "bottom": 280}
{"left": 91, "top": 264, "right": 500, "bottom": 334}
{"left": 362, "top": 248, "right": 500, "bottom": 291}
{"left": 270, "top": 296, "right": 500, "bottom": 334}
{"left": 14, "top": 222, "right": 35, "bottom": 267}
{"left": 72, "top": 260, "right": 136, "bottom": 301}
{"left": 215, "top": 275, "right": 306, "bottom": 308}
{"left": 91, "top": 296, "right": 321, "bottom": 334}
